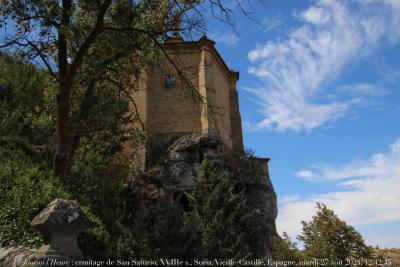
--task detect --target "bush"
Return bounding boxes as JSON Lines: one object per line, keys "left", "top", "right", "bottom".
{"left": 117, "top": 201, "right": 204, "bottom": 259}
{"left": 189, "top": 158, "right": 268, "bottom": 260}
{"left": 78, "top": 206, "right": 113, "bottom": 259}
{"left": 69, "top": 145, "right": 127, "bottom": 234}
{"left": 0, "top": 144, "right": 68, "bottom": 247}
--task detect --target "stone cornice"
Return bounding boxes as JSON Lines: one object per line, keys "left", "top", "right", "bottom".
{"left": 164, "top": 36, "right": 239, "bottom": 81}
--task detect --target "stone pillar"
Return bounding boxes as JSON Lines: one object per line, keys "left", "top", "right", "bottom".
{"left": 30, "top": 199, "right": 95, "bottom": 258}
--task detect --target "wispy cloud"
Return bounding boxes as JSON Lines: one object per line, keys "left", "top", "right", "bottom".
{"left": 209, "top": 31, "right": 240, "bottom": 46}
{"left": 279, "top": 138, "right": 400, "bottom": 247}
{"left": 336, "top": 83, "right": 389, "bottom": 97}
{"left": 279, "top": 194, "right": 300, "bottom": 205}
{"left": 262, "top": 14, "right": 284, "bottom": 33}
{"left": 246, "top": 0, "right": 400, "bottom": 132}
{"left": 296, "top": 170, "right": 317, "bottom": 180}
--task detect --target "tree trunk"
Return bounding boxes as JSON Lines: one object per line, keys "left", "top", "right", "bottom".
{"left": 53, "top": 84, "right": 73, "bottom": 184}
{"left": 52, "top": 0, "right": 110, "bottom": 183}
{"left": 52, "top": 0, "right": 72, "bottom": 184}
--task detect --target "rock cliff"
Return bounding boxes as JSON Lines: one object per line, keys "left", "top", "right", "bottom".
{"left": 127, "top": 134, "right": 278, "bottom": 258}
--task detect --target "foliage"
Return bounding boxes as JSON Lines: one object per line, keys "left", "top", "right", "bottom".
{"left": 0, "top": 53, "right": 57, "bottom": 165}
{"left": 78, "top": 206, "right": 113, "bottom": 259}
{"left": 189, "top": 158, "right": 268, "bottom": 260}
{"left": 69, "top": 144, "right": 127, "bottom": 233}
{"left": 117, "top": 201, "right": 204, "bottom": 259}
{"left": 0, "top": 143, "right": 68, "bottom": 247}
{"left": 0, "top": 0, "right": 263, "bottom": 182}
{"left": 0, "top": 0, "right": 208, "bottom": 181}
{"left": 272, "top": 232, "right": 302, "bottom": 263}
{"left": 0, "top": 53, "right": 113, "bottom": 254}
{"left": 272, "top": 204, "right": 376, "bottom": 266}
{"left": 0, "top": 139, "right": 112, "bottom": 255}
{"left": 298, "top": 203, "right": 373, "bottom": 266}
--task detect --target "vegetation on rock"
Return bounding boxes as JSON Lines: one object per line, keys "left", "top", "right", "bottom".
{"left": 189, "top": 158, "right": 269, "bottom": 260}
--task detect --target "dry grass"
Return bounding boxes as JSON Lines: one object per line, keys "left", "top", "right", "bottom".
{"left": 374, "top": 248, "right": 400, "bottom": 267}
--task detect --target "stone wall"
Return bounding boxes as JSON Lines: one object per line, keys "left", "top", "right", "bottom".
{"left": 203, "top": 46, "right": 233, "bottom": 149}
{"left": 126, "top": 36, "right": 245, "bottom": 172}
{"left": 228, "top": 72, "right": 244, "bottom": 153}
{"left": 147, "top": 51, "right": 202, "bottom": 135}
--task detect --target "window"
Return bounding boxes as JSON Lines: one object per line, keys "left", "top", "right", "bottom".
{"left": 164, "top": 74, "right": 176, "bottom": 89}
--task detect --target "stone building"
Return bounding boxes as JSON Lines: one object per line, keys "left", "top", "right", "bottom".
{"left": 129, "top": 35, "right": 245, "bottom": 171}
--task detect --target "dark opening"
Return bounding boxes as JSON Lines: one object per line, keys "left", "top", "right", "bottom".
{"left": 198, "top": 149, "right": 204, "bottom": 163}
{"left": 173, "top": 192, "right": 192, "bottom": 212}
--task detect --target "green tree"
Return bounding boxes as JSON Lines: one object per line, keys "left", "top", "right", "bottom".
{"left": 0, "top": 53, "right": 117, "bottom": 254}
{"left": 0, "top": 0, "right": 259, "bottom": 184}
{"left": 298, "top": 203, "right": 373, "bottom": 266}
{"left": 117, "top": 201, "right": 204, "bottom": 259}
{"left": 189, "top": 158, "right": 268, "bottom": 260}
{"left": 272, "top": 232, "right": 302, "bottom": 264}
{"left": 0, "top": 53, "right": 57, "bottom": 164}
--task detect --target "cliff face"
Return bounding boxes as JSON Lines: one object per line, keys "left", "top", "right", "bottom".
{"left": 131, "top": 134, "right": 278, "bottom": 258}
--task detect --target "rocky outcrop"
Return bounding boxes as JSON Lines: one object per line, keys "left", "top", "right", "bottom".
{"left": 157, "top": 134, "right": 224, "bottom": 192}
{"left": 131, "top": 134, "right": 278, "bottom": 258}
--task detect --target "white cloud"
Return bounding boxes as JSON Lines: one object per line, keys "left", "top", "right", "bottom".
{"left": 278, "top": 139, "right": 400, "bottom": 248}
{"left": 299, "top": 6, "right": 331, "bottom": 25}
{"left": 262, "top": 15, "right": 284, "bottom": 33}
{"left": 209, "top": 31, "right": 239, "bottom": 46}
{"left": 336, "top": 83, "right": 389, "bottom": 97}
{"left": 391, "top": 138, "right": 400, "bottom": 153}
{"left": 279, "top": 194, "right": 300, "bottom": 205}
{"left": 296, "top": 170, "right": 317, "bottom": 180}
{"left": 246, "top": 0, "right": 400, "bottom": 132}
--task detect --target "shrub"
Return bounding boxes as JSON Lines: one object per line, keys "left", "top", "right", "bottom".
{"left": 0, "top": 144, "right": 68, "bottom": 247}
{"left": 117, "top": 201, "right": 204, "bottom": 259}
{"left": 188, "top": 158, "right": 268, "bottom": 260}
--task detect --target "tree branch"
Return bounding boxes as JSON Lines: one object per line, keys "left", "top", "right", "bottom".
{"left": 65, "top": 0, "right": 112, "bottom": 88}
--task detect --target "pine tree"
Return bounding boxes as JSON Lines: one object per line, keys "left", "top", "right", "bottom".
{"left": 117, "top": 201, "right": 204, "bottom": 259}
{"left": 189, "top": 158, "right": 267, "bottom": 260}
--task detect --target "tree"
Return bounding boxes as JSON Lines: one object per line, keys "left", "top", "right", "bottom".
{"left": 0, "top": 0, "right": 191, "bottom": 183}
{"left": 298, "top": 203, "right": 373, "bottom": 266}
{"left": 272, "top": 232, "right": 302, "bottom": 264}
{"left": 189, "top": 158, "right": 268, "bottom": 260}
{"left": 0, "top": 53, "right": 56, "bottom": 156}
{"left": 0, "top": 55, "right": 112, "bottom": 254}
{"left": 0, "top": 0, "right": 262, "bottom": 184}
{"left": 117, "top": 200, "right": 204, "bottom": 259}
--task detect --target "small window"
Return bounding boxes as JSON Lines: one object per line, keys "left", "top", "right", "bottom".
{"left": 164, "top": 74, "right": 176, "bottom": 89}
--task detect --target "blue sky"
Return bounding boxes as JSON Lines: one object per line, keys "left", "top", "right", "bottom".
{"left": 206, "top": 0, "right": 400, "bottom": 248}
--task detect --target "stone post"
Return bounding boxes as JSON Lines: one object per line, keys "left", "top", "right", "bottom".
{"left": 30, "top": 199, "right": 95, "bottom": 258}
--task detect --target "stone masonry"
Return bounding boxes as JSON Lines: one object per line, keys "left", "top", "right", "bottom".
{"left": 126, "top": 35, "right": 245, "bottom": 172}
